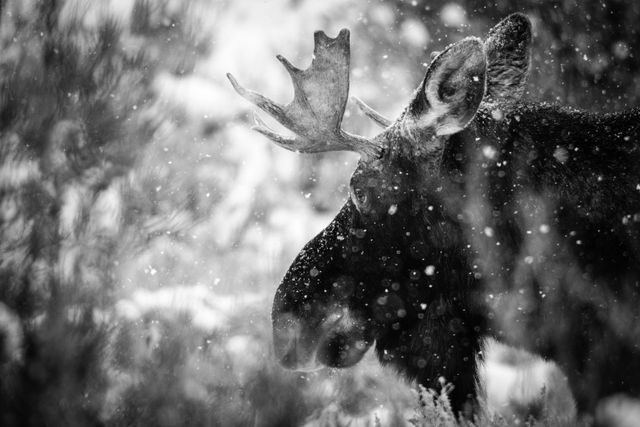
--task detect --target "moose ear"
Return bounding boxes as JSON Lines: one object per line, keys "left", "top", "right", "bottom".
{"left": 484, "top": 13, "right": 532, "bottom": 103}
{"left": 418, "top": 37, "right": 486, "bottom": 136}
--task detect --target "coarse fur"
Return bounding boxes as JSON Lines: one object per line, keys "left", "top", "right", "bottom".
{"left": 260, "top": 14, "right": 640, "bottom": 418}
{"left": 454, "top": 100, "right": 640, "bottom": 413}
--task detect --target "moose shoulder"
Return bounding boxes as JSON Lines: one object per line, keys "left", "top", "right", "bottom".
{"left": 228, "top": 14, "right": 640, "bottom": 417}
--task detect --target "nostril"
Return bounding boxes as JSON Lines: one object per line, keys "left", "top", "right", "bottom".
{"left": 317, "top": 326, "right": 373, "bottom": 369}
{"left": 272, "top": 315, "right": 320, "bottom": 371}
{"left": 277, "top": 334, "right": 322, "bottom": 372}
{"left": 279, "top": 346, "right": 299, "bottom": 369}
{"left": 317, "top": 333, "right": 347, "bottom": 367}
{"left": 317, "top": 332, "right": 367, "bottom": 368}
{"left": 275, "top": 331, "right": 306, "bottom": 370}
{"left": 273, "top": 317, "right": 299, "bottom": 357}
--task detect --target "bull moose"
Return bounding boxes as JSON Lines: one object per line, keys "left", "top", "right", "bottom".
{"left": 228, "top": 14, "right": 640, "bottom": 417}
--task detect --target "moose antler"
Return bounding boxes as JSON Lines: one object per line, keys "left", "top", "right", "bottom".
{"left": 352, "top": 96, "right": 392, "bottom": 128}
{"left": 227, "top": 29, "right": 383, "bottom": 158}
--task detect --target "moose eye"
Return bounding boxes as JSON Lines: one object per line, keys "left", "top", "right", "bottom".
{"left": 352, "top": 188, "right": 368, "bottom": 208}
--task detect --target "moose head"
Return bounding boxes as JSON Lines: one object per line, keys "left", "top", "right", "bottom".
{"left": 228, "top": 14, "right": 532, "bottom": 411}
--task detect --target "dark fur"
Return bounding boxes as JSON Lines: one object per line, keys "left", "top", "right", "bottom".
{"left": 274, "top": 100, "right": 640, "bottom": 414}
{"left": 457, "top": 102, "right": 640, "bottom": 411}
{"left": 270, "top": 15, "right": 640, "bottom": 417}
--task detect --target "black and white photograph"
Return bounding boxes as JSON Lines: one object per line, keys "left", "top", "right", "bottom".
{"left": 1, "top": 1, "right": 639, "bottom": 425}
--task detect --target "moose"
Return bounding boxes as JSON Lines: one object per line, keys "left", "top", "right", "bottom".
{"left": 228, "top": 14, "right": 640, "bottom": 418}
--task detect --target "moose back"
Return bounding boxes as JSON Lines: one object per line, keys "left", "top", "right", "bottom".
{"left": 228, "top": 14, "right": 640, "bottom": 415}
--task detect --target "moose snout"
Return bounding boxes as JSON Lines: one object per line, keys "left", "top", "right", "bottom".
{"left": 272, "top": 314, "right": 322, "bottom": 372}
{"left": 272, "top": 309, "right": 373, "bottom": 372}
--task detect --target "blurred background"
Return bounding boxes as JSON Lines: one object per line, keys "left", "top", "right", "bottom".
{"left": 0, "top": 0, "right": 638, "bottom": 426}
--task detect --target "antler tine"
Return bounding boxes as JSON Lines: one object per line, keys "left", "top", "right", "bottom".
{"left": 227, "top": 73, "right": 288, "bottom": 123}
{"left": 227, "top": 29, "right": 383, "bottom": 158}
{"left": 250, "top": 111, "right": 302, "bottom": 150}
{"left": 352, "top": 96, "right": 392, "bottom": 128}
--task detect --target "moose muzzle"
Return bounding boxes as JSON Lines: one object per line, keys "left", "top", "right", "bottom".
{"left": 272, "top": 306, "right": 373, "bottom": 371}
